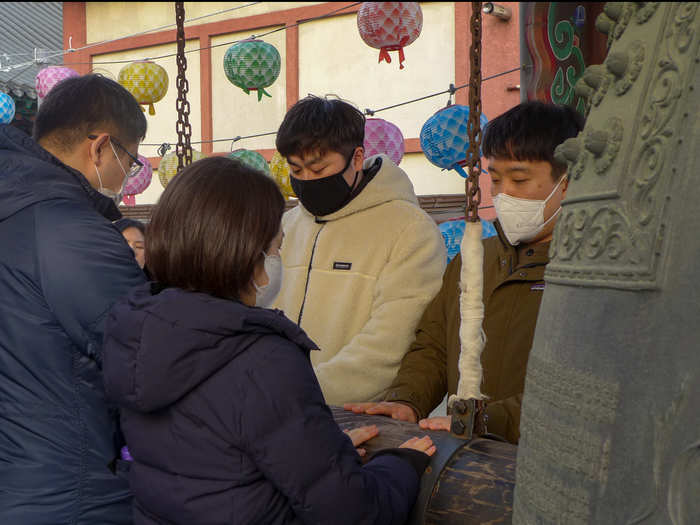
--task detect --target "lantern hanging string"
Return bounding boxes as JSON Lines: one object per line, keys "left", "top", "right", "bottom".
{"left": 174, "top": 2, "right": 193, "bottom": 172}
{"left": 5, "top": 63, "right": 35, "bottom": 83}
{"left": 364, "top": 66, "right": 520, "bottom": 116}
{"left": 139, "top": 65, "right": 520, "bottom": 149}
{"left": 142, "top": 131, "right": 278, "bottom": 148}
{"left": 0, "top": 2, "right": 263, "bottom": 72}
{"left": 47, "top": 2, "right": 363, "bottom": 69}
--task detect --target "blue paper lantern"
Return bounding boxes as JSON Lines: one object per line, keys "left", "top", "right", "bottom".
{"left": 420, "top": 105, "right": 488, "bottom": 178}
{"left": 439, "top": 218, "right": 497, "bottom": 263}
{"left": 0, "top": 92, "right": 16, "bottom": 124}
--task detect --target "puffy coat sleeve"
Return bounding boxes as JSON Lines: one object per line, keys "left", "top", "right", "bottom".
{"left": 484, "top": 393, "right": 523, "bottom": 444}
{"left": 237, "top": 337, "right": 425, "bottom": 525}
{"left": 314, "top": 214, "right": 446, "bottom": 404}
{"left": 35, "top": 199, "right": 146, "bottom": 365}
{"left": 382, "top": 256, "right": 460, "bottom": 420}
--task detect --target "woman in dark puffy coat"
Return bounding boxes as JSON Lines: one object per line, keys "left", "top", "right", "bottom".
{"left": 102, "top": 156, "right": 435, "bottom": 525}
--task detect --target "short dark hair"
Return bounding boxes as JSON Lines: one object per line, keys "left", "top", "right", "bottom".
{"left": 146, "top": 156, "right": 284, "bottom": 301}
{"left": 482, "top": 101, "right": 584, "bottom": 180}
{"left": 113, "top": 218, "right": 146, "bottom": 236}
{"left": 33, "top": 73, "right": 147, "bottom": 151}
{"left": 276, "top": 95, "right": 365, "bottom": 159}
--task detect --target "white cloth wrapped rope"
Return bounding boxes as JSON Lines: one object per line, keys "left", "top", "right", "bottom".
{"left": 448, "top": 219, "right": 486, "bottom": 410}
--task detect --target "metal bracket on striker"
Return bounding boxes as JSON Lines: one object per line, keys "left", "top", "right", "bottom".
{"left": 450, "top": 398, "right": 476, "bottom": 439}
{"left": 450, "top": 398, "right": 487, "bottom": 439}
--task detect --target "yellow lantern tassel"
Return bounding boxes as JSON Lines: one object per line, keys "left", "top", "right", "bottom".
{"left": 139, "top": 105, "right": 145, "bottom": 113}
{"left": 149, "top": 104, "right": 155, "bottom": 116}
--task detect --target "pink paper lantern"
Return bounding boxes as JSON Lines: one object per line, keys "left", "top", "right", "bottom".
{"left": 364, "top": 118, "right": 405, "bottom": 166}
{"left": 121, "top": 155, "right": 152, "bottom": 207}
{"left": 357, "top": 2, "right": 423, "bottom": 69}
{"left": 36, "top": 66, "right": 80, "bottom": 100}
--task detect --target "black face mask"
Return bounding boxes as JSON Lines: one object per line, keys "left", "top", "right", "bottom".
{"left": 290, "top": 151, "right": 360, "bottom": 217}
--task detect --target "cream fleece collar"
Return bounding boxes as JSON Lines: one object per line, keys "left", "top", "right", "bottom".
{"left": 298, "top": 154, "right": 419, "bottom": 222}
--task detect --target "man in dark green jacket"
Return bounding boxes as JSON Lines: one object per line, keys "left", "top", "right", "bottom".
{"left": 346, "top": 101, "right": 584, "bottom": 444}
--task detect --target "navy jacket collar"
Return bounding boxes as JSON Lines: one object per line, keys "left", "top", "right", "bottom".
{"left": 0, "top": 124, "right": 120, "bottom": 222}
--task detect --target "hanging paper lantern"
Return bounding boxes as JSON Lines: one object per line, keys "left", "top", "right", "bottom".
{"left": 223, "top": 39, "right": 281, "bottom": 101}
{"left": 269, "top": 151, "right": 296, "bottom": 200}
{"left": 0, "top": 92, "right": 15, "bottom": 124}
{"left": 229, "top": 149, "right": 270, "bottom": 175}
{"left": 35, "top": 66, "right": 79, "bottom": 103}
{"left": 121, "top": 155, "right": 153, "bottom": 207}
{"left": 439, "top": 218, "right": 498, "bottom": 263}
{"left": 364, "top": 118, "right": 405, "bottom": 166}
{"left": 357, "top": 2, "right": 423, "bottom": 69}
{"left": 158, "top": 150, "right": 205, "bottom": 188}
{"left": 118, "top": 61, "right": 169, "bottom": 115}
{"left": 420, "top": 105, "right": 489, "bottom": 178}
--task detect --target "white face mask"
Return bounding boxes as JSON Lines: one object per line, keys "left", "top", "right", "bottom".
{"left": 94, "top": 141, "right": 129, "bottom": 205}
{"left": 254, "top": 252, "right": 283, "bottom": 308}
{"left": 493, "top": 176, "right": 565, "bottom": 246}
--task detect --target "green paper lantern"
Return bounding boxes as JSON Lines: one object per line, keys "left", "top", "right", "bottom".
{"left": 228, "top": 148, "right": 271, "bottom": 175}
{"left": 223, "top": 39, "right": 281, "bottom": 102}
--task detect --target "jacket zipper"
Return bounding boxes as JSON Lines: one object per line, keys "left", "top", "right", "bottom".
{"left": 297, "top": 222, "right": 325, "bottom": 326}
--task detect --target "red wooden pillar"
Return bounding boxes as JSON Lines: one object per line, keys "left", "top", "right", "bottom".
{"left": 62, "top": 2, "right": 90, "bottom": 75}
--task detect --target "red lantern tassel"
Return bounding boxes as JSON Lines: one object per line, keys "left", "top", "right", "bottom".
{"left": 378, "top": 36, "right": 410, "bottom": 69}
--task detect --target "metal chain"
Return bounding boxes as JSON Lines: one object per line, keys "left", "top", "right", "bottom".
{"left": 465, "top": 2, "right": 483, "bottom": 223}
{"left": 175, "top": 2, "right": 192, "bottom": 173}
{"left": 467, "top": 1, "right": 487, "bottom": 437}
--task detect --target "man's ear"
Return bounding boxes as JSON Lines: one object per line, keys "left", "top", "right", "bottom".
{"left": 88, "top": 133, "right": 110, "bottom": 166}
{"left": 353, "top": 146, "right": 365, "bottom": 171}
{"left": 561, "top": 174, "right": 569, "bottom": 197}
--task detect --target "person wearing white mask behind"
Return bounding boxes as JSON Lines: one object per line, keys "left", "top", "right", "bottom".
{"left": 345, "top": 101, "right": 584, "bottom": 444}
{"left": 254, "top": 228, "right": 284, "bottom": 307}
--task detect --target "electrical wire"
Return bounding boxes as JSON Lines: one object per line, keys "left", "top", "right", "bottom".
{"left": 365, "top": 67, "right": 521, "bottom": 115}
{"left": 140, "top": 66, "right": 522, "bottom": 153}
{"left": 142, "top": 130, "right": 277, "bottom": 147}
{"left": 4, "top": 2, "right": 362, "bottom": 70}
{"left": 0, "top": 2, "right": 263, "bottom": 71}
{"left": 3, "top": 63, "right": 36, "bottom": 83}
{"left": 1, "top": 2, "right": 520, "bottom": 153}
{"left": 63, "top": 2, "right": 263, "bottom": 57}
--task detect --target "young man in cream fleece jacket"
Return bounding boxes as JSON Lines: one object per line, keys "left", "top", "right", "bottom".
{"left": 272, "top": 96, "right": 446, "bottom": 406}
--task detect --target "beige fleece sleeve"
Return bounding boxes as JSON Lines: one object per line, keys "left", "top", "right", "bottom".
{"left": 313, "top": 215, "right": 447, "bottom": 405}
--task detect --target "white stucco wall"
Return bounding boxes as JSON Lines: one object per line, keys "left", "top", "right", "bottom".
{"left": 82, "top": 2, "right": 499, "bottom": 205}
{"left": 85, "top": 2, "right": 322, "bottom": 43}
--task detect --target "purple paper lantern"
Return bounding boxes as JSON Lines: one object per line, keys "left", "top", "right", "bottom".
{"left": 121, "top": 155, "right": 152, "bottom": 207}
{"left": 364, "top": 118, "right": 405, "bottom": 166}
{"left": 36, "top": 66, "right": 80, "bottom": 101}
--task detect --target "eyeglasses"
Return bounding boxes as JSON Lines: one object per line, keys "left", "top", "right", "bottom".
{"left": 87, "top": 134, "right": 143, "bottom": 178}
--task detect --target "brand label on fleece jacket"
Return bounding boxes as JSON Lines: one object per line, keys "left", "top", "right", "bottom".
{"left": 333, "top": 262, "right": 352, "bottom": 270}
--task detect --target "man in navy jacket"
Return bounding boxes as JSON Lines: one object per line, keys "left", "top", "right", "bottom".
{"left": 0, "top": 74, "right": 147, "bottom": 524}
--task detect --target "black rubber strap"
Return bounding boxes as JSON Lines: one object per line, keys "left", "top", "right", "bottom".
{"left": 407, "top": 434, "right": 469, "bottom": 525}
